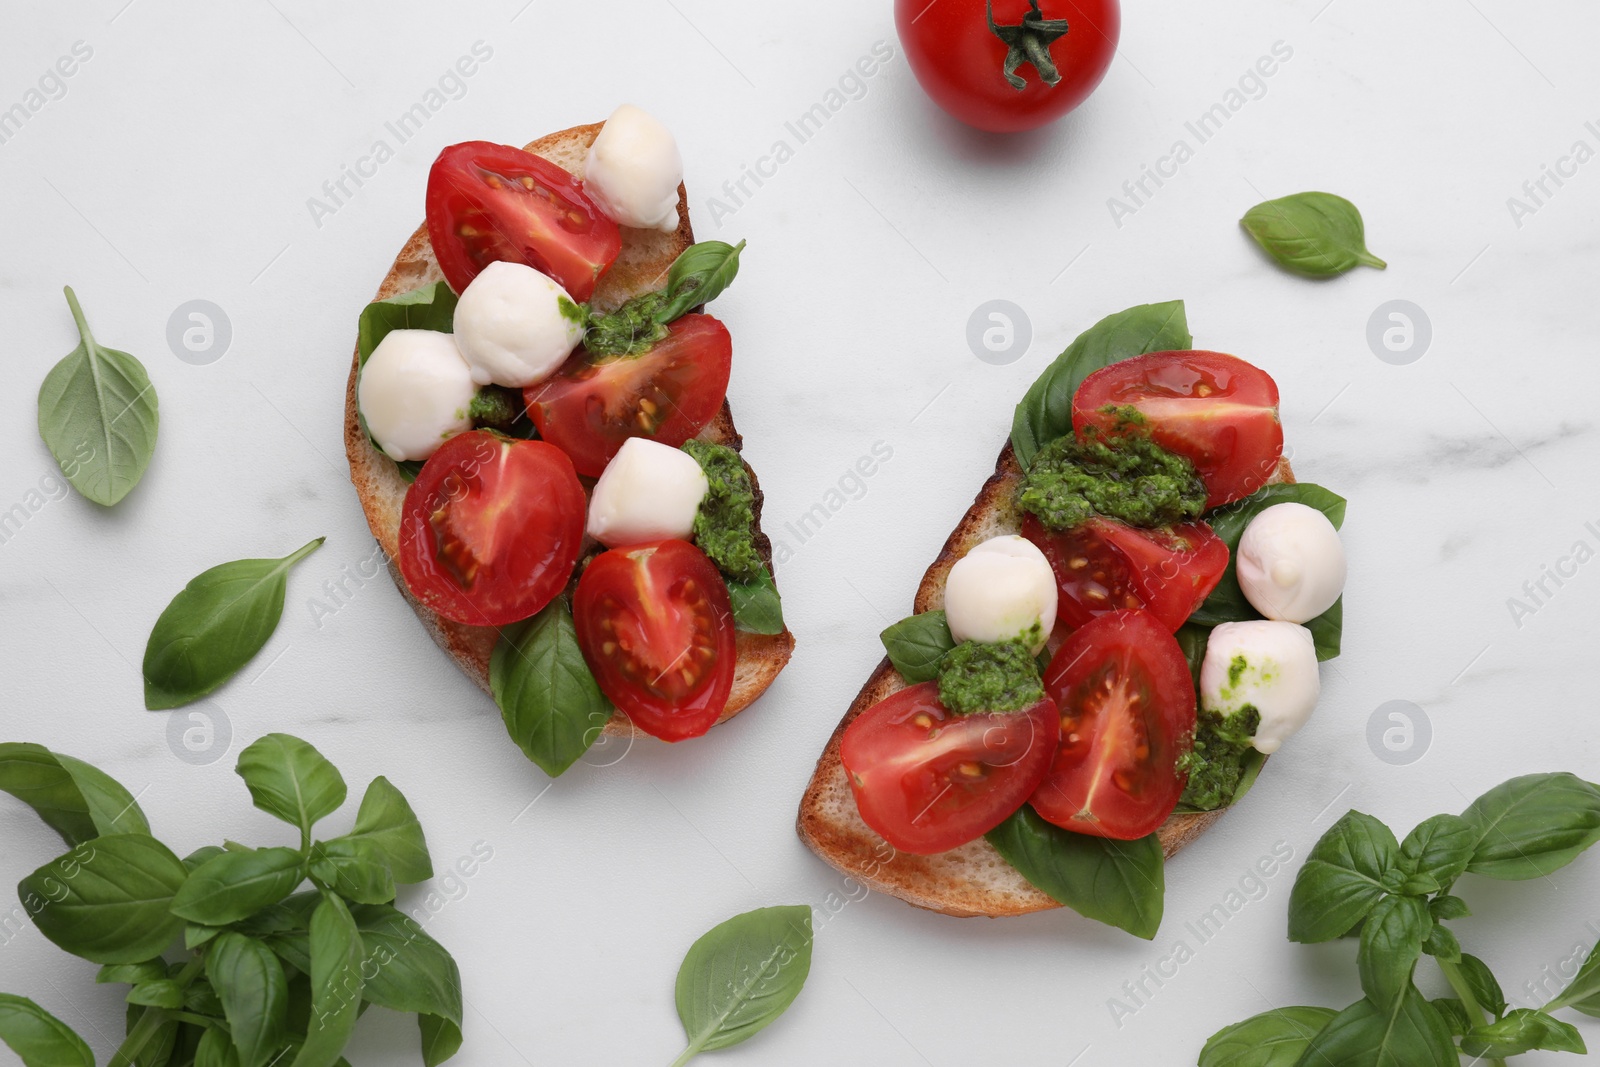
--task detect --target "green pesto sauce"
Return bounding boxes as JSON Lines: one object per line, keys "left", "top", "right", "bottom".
{"left": 1228, "top": 654, "right": 1248, "bottom": 688}
{"left": 583, "top": 291, "right": 669, "bottom": 357}
{"left": 467, "top": 386, "right": 520, "bottom": 431}
{"left": 681, "top": 439, "right": 764, "bottom": 581}
{"left": 1177, "top": 704, "right": 1262, "bottom": 810}
{"left": 937, "top": 636, "right": 1044, "bottom": 715}
{"left": 1017, "top": 421, "right": 1206, "bottom": 530}
{"left": 557, "top": 294, "right": 587, "bottom": 327}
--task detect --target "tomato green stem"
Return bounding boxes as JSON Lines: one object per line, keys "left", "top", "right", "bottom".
{"left": 987, "top": 0, "right": 1071, "bottom": 90}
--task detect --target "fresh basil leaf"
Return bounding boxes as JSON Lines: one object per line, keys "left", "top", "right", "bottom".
{"left": 1457, "top": 952, "right": 1508, "bottom": 1017}
{"left": 1298, "top": 989, "right": 1456, "bottom": 1067}
{"left": 0, "top": 743, "right": 150, "bottom": 847}
{"left": 194, "top": 1027, "right": 243, "bottom": 1067}
{"left": 656, "top": 240, "right": 745, "bottom": 324}
{"left": 1546, "top": 938, "right": 1600, "bottom": 1016}
{"left": 183, "top": 845, "right": 227, "bottom": 871}
{"left": 308, "top": 837, "right": 394, "bottom": 905}
{"left": 491, "top": 599, "right": 610, "bottom": 778}
{"left": 118, "top": 1004, "right": 178, "bottom": 1067}
{"left": 37, "top": 287, "right": 160, "bottom": 507}
{"left": 879, "top": 611, "right": 957, "bottom": 684}
{"left": 673, "top": 905, "right": 812, "bottom": 1061}
{"left": 340, "top": 776, "right": 432, "bottom": 884}
{"left": 985, "top": 807, "right": 1164, "bottom": 939}
{"left": 1461, "top": 1008, "right": 1587, "bottom": 1058}
{"left": 1287, "top": 810, "right": 1398, "bottom": 943}
{"left": 1304, "top": 597, "right": 1342, "bottom": 661}
{"left": 1357, "top": 895, "right": 1430, "bottom": 1007}
{"left": 1422, "top": 922, "right": 1460, "bottom": 962}
{"left": 1175, "top": 622, "right": 1208, "bottom": 689}
{"left": 1241, "top": 191, "right": 1386, "bottom": 277}
{"left": 1196, "top": 1005, "right": 1336, "bottom": 1067}
{"left": 20, "top": 834, "right": 188, "bottom": 964}
{"left": 187, "top": 923, "right": 224, "bottom": 949}
{"left": 206, "top": 932, "right": 288, "bottom": 1067}
{"left": 289, "top": 893, "right": 363, "bottom": 1067}
{"left": 0, "top": 993, "right": 94, "bottom": 1067}
{"left": 357, "top": 282, "right": 458, "bottom": 366}
{"left": 1459, "top": 772, "right": 1600, "bottom": 880}
{"left": 142, "top": 538, "right": 325, "bottom": 709}
{"left": 98, "top": 961, "right": 169, "bottom": 985}
{"left": 348, "top": 904, "right": 463, "bottom": 1056}
{"left": 1428, "top": 894, "right": 1470, "bottom": 922}
{"left": 1397, "top": 813, "right": 1476, "bottom": 889}
{"left": 170, "top": 846, "right": 305, "bottom": 925}
{"left": 727, "top": 567, "right": 784, "bottom": 635}
{"left": 126, "top": 979, "right": 185, "bottom": 1009}
{"left": 1431, "top": 997, "right": 1471, "bottom": 1036}
{"left": 235, "top": 734, "right": 347, "bottom": 842}
{"left": 1010, "top": 300, "right": 1191, "bottom": 470}
{"left": 418, "top": 1014, "right": 463, "bottom": 1067}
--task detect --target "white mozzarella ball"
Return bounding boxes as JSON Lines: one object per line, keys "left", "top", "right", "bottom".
{"left": 586, "top": 438, "right": 710, "bottom": 547}
{"left": 943, "top": 535, "right": 1058, "bottom": 652}
{"left": 1236, "top": 502, "right": 1347, "bottom": 623}
{"left": 452, "top": 261, "right": 585, "bottom": 388}
{"left": 1200, "top": 620, "right": 1321, "bottom": 754}
{"left": 357, "top": 330, "right": 475, "bottom": 462}
{"left": 583, "top": 104, "right": 684, "bottom": 233}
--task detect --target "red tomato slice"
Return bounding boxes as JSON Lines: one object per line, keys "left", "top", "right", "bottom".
{"left": 841, "top": 682, "right": 1059, "bottom": 855}
{"left": 1021, "top": 515, "right": 1229, "bottom": 633}
{"left": 573, "top": 540, "right": 736, "bottom": 742}
{"left": 524, "top": 314, "right": 732, "bottom": 478}
{"left": 1072, "top": 350, "right": 1284, "bottom": 508}
{"left": 399, "top": 432, "right": 586, "bottom": 627}
{"left": 1030, "top": 610, "right": 1196, "bottom": 840}
{"left": 425, "top": 141, "right": 621, "bottom": 301}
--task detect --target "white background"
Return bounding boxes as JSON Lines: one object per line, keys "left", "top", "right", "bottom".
{"left": 3, "top": 0, "right": 1599, "bottom": 1063}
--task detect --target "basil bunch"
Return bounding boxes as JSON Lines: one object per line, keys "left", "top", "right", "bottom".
{"left": 1199, "top": 773, "right": 1600, "bottom": 1066}
{"left": 0, "top": 735, "right": 463, "bottom": 1067}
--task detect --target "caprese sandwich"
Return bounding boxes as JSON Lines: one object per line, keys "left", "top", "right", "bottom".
{"left": 797, "top": 301, "right": 1347, "bottom": 934}
{"left": 343, "top": 107, "right": 794, "bottom": 775}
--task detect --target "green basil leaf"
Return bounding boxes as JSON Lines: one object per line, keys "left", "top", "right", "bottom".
{"left": 1357, "top": 895, "right": 1430, "bottom": 1007}
{"left": 187, "top": 923, "right": 224, "bottom": 949}
{"left": 1304, "top": 597, "right": 1342, "bottom": 661}
{"left": 0, "top": 743, "right": 150, "bottom": 847}
{"left": 1298, "top": 989, "right": 1456, "bottom": 1066}
{"left": 357, "top": 282, "right": 458, "bottom": 366}
{"left": 206, "top": 932, "right": 288, "bottom": 1067}
{"left": 142, "top": 538, "right": 325, "bottom": 709}
{"left": 1010, "top": 300, "right": 1191, "bottom": 470}
{"left": 308, "top": 837, "right": 394, "bottom": 905}
{"left": 0, "top": 993, "right": 94, "bottom": 1067}
{"left": 491, "top": 598, "right": 610, "bottom": 778}
{"left": 879, "top": 611, "right": 957, "bottom": 684}
{"left": 288, "top": 893, "right": 363, "bottom": 1067}
{"left": 98, "top": 960, "right": 169, "bottom": 985}
{"left": 655, "top": 240, "right": 745, "bottom": 324}
{"left": 985, "top": 806, "right": 1164, "bottom": 939}
{"left": 727, "top": 567, "right": 785, "bottom": 635}
{"left": 1428, "top": 894, "right": 1470, "bottom": 922}
{"left": 234, "top": 734, "right": 347, "bottom": 841}
{"left": 1196, "top": 1005, "right": 1336, "bottom": 1066}
{"left": 126, "top": 979, "right": 185, "bottom": 1009}
{"left": 37, "top": 287, "right": 159, "bottom": 507}
{"left": 1398, "top": 813, "right": 1476, "bottom": 889}
{"left": 1457, "top": 952, "right": 1508, "bottom": 1017}
{"left": 1431, "top": 997, "right": 1471, "bottom": 1036}
{"left": 183, "top": 845, "right": 227, "bottom": 871}
{"left": 1546, "top": 938, "right": 1600, "bottom": 1016}
{"left": 673, "top": 905, "right": 812, "bottom": 1061}
{"left": 1175, "top": 622, "right": 1208, "bottom": 689}
{"left": 348, "top": 904, "right": 463, "bottom": 1042}
{"left": 339, "top": 776, "right": 432, "bottom": 884}
{"left": 1241, "top": 191, "right": 1386, "bottom": 277}
{"left": 1461, "top": 1008, "right": 1587, "bottom": 1058}
{"left": 118, "top": 1004, "right": 178, "bottom": 1067}
{"left": 194, "top": 1027, "right": 242, "bottom": 1067}
{"left": 1422, "top": 922, "right": 1460, "bottom": 962}
{"left": 1287, "top": 810, "right": 1398, "bottom": 943}
{"left": 170, "top": 846, "right": 305, "bottom": 925}
{"left": 20, "top": 834, "right": 188, "bottom": 964}
{"left": 1459, "top": 772, "right": 1600, "bottom": 880}
{"left": 417, "top": 1014, "right": 463, "bottom": 1067}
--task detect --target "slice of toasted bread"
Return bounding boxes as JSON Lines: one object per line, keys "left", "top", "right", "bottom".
{"left": 797, "top": 441, "right": 1294, "bottom": 917}
{"left": 343, "top": 122, "right": 794, "bottom": 739}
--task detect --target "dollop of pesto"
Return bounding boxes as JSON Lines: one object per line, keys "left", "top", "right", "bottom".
{"left": 1177, "top": 705, "right": 1262, "bottom": 811}
{"left": 937, "top": 637, "right": 1045, "bottom": 715}
{"left": 1017, "top": 419, "right": 1206, "bottom": 530}
{"left": 583, "top": 291, "right": 669, "bottom": 357}
{"left": 468, "top": 386, "right": 521, "bottom": 431}
{"left": 681, "top": 439, "right": 764, "bottom": 581}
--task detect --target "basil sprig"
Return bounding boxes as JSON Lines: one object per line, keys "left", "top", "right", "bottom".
{"left": 142, "top": 537, "right": 324, "bottom": 709}
{"left": 670, "top": 905, "right": 812, "bottom": 1065}
{"left": 586, "top": 241, "right": 745, "bottom": 357}
{"left": 1010, "top": 300, "right": 1192, "bottom": 470}
{"left": 1200, "top": 772, "right": 1600, "bottom": 1065}
{"left": 1240, "top": 191, "right": 1387, "bottom": 277}
{"left": 490, "top": 598, "right": 611, "bottom": 778}
{"left": 37, "top": 286, "right": 160, "bottom": 507}
{"left": 0, "top": 734, "right": 462, "bottom": 1067}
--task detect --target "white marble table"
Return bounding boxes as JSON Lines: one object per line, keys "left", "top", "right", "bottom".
{"left": 2, "top": 1, "right": 1598, "bottom": 1063}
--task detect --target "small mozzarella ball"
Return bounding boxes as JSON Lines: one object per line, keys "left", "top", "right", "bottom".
{"left": 587, "top": 438, "right": 710, "bottom": 547}
{"left": 943, "top": 535, "right": 1058, "bottom": 652}
{"left": 1200, "top": 620, "right": 1321, "bottom": 754}
{"left": 1237, "top": 502, "right": 1347, "bottom": 623}
{"left": 452, "top": 261, "right": 585, "bottom": 388}
{"left": 583, "top": 104, "right": 684, "bottom": 232}
{"left": 358, "top": 330, "right": 475, "bottom": 462}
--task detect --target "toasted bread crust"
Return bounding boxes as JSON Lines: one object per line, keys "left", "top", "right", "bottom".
{"left": 343, "top": 123, "right": 793, "bottom": 738}
{"left": 797, "top": 439, "right": 1293, "bottom": 917}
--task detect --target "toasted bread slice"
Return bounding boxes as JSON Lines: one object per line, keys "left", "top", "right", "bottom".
{"left": 343, "top": 123, "right": 794, "bottom": 738}
{"left": 797, "top": 441, "right": 1294, "bottom": 917}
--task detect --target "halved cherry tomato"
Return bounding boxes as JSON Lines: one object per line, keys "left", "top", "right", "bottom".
{"left": 524, "top": 314, "right": 732, "bottom": 478}
{"left": 1021, "top": 514, "right": 1228, "bottom": 633}
{"left": 399, "top": 432, "right": 586, "bottom": 627}
{"left": 841, "top": 682, "right": 1058, "bottom": 855}
{"left": 1073, "top": 351, "right": 1283, "bottom": 508}
{"left": 1029, "top": 610, "right": 1195, "bottom": 840}
{"left": 425, "top": 141, "right": 621, "bottom": 301}
{"left": 573, "top": 539, "right": 735, "bottom": 742}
